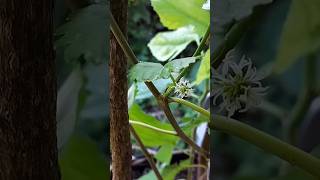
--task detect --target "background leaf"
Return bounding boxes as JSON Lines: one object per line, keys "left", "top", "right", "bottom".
{"left": 195, "top": 50, "right": 210, "bottom": 84}
{"left": 55, "top": 4, "right": 108, "bottom": 64}
{"left": 274, "top": 0, "right": 320, "bottom": 72}
{"left": 59, "top": 135, "right": 108, "bottom": 180}
{"left": 57, "top": 68, "right": 83, "bottom": 149}
{"left": 148, "top": 26, "right": 200, "bottom": 61}
{"left": 212, "top": 0, "right": 273, "bottom": 48}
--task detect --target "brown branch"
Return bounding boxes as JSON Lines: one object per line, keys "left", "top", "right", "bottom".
{"left": 129, "top": 126, "right": 163, "bottom": 180}
{"left": 109, "top": 1, "right": 132, "bottom": 180}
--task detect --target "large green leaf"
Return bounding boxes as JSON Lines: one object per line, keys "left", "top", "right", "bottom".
{"left": 55, "top": 4, "right": 108, "bottom": 64}
{"left": 59, "top": 135, "right": 108, "bottom": 180}
{"left": 195, "top": 50, "right": 210, "bottom": 84}
{"left": 148, "top": 26, "right": 200, "bottom": 61}
{"left": 150, "top": 0, "right": 209, "bottom": 35}
{"left": 274, "top": 0, "right": 320, "bottom": 72}
{"left": 130, "top": 57, "right": 196, "bottom": 82}
{"left": 129, "top": 104, "right": 178, "bottom": 147}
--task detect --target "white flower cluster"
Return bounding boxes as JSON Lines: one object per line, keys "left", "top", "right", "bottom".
{"left": 174, "top": 78, "right": 194, "bottom": 98}
{"left": 212, "top": 50, "right": 268, "bottom": 117}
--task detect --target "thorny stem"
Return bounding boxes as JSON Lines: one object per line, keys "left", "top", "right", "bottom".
{"left": 209, "top": 115, "right": 320, "bottom": 178}
{"left": 129, "top": 125, "right": 163, "bottom": 180}
{"left": 110, "top": 11, "right": 208, "bottom": 157}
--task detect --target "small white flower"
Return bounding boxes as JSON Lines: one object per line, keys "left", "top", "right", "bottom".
{"left": 212, "top": 50, "right": 268, "bottom": 117}
{"left": 174, "top": 78, "right": 194, "bottom": 98}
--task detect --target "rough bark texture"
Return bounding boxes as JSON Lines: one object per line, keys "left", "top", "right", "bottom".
{"left": 0, "top": 1, "right": 59, "bottom": 180}
{"left": 109, "top": 0, "right": 131, "bottom": 179}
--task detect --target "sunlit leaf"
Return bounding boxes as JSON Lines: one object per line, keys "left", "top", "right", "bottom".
{"left": 150, "top": 0, "right": 209, "bottom": 35}
{"left": 148, "top": 26, "right": 200, "bottom": 61}
{"left": 139, "top": 159, "right": 192, "bottom": 180}
{"left": 155, "top": 144, "right": 175, "bottom": 164}
{"left": 129, "top": 104, "right": 178, "bottom": 147}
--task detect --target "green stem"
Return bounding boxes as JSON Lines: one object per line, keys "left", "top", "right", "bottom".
{"left": 109, "top": 11, "right": 138, "bottom": 65}
{"left": 209, "top": 115, "right": 320, "bottom": 178}
{"left": 170, "top": 97, "right": 210, "bottom": 118}
{"left": 169, "top": 74, "right": 176, "bottom": 85}
{"left": 129, "top": 120, "right": 177, "bottom": 136}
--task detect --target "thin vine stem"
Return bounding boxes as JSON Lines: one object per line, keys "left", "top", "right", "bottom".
{"left": 129, "top": 125, "right": 163, "bottom": 180}
{"left": 170, "top": 97, "right": 210, "bottom": 117}
{"left": 129, "top": 120, "right": 177, "bottom": 136}
{"left": 109, "top": 11, "right": 208, "bottom": 157}
{"left": 210, "top": 115, "right": 320, "bottom": 178}
{"left": 170, "top": 97, "right": 320, "bottom": 178}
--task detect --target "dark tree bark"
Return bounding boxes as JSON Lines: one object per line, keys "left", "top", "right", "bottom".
{"left": 109, "top": 0, "right": 131, "bottom": 180}
{"left": 0, "top": 1, "right": 59, "bottom": 180}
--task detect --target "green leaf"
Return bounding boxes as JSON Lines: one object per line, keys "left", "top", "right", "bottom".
{"left": 129, "top": 104, "right": 178, "bottom": 147}
{"left": 148, "top": 26, "right": 200, "bottom": 61}
{"left": 55, "top": 4, "right": 108, "bottom": 64}
{"left": 129, "top": 62, "right": 164, "bottom": 82}
{"left": 195, "top": 50, "right": 210, "bottom": 84}
{"left": 128, "top": 83, "right": 138, "bottom": 109}
{"left": 59, "top": 135, "right": 108, "bottom": 180}
{"left": 130, "top": 57, "right": 196, "bottom": 82}
{"left": 135, "top": 79, "right": 172, "bottom": 100}
{"left": 139, "top": 159, "right": 191, "bottom": 180}
{"left": 163, "top": 57, "right": 197, "bottom": 74}
{"left": 155, "top": 145, "right": 175, "bottom": 164}
{"left": 161, "top": 160, "right": 191, "bottom": 180}
{"left": 150, "top": 0, "right": 209, "bottom": 35}
{"left": 274, "top": 0, "right": 320, "bottom": 72}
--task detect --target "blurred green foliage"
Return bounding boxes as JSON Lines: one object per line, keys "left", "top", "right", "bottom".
{"left": 212, "top": 0, "right": 320, "bottom": 179}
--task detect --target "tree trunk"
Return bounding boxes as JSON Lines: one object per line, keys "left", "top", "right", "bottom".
{"left": 109, "top": 0, "right": 132, "bottom": 180}
{"left": 0, "top": 1, "right": 59, "bottom": 180}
